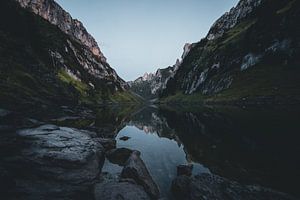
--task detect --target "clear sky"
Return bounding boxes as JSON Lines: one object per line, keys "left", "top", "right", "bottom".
{"left": 56, "top": 0, "right": 239, "bottom": 81}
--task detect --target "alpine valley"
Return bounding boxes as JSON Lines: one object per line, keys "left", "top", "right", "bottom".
{"left": 0, "top": 0, "right": 299, "bottom": 200}
{"left": 130, "top": 0, "right": 300, "bottom": 105}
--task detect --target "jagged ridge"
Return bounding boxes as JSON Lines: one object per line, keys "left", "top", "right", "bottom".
{"left": 0, "top": 0, "right": 135, "bottom": 112}
{"left": 16, "top": 0, "right": 105, "bottom": 61}
{"left": 161, "top": 0, "right": 300, "bottom": 104}
{"left": 129, "top": 43, "right": 193, "bottom": 99}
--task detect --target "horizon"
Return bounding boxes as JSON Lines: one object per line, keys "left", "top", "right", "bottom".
{"left": 55, "top": 0, "right": 239, "bottom": 81}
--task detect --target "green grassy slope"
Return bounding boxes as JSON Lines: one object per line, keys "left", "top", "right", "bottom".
{"left": 0, "top": 0, "right": 139, "bottom": 112}
{"left": 161, "top": 0, "right": 300, "bottom": 105}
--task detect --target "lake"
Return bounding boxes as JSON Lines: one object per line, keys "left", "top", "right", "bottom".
{"left": 1, "top": 104, "right": 299, "bottom": 199}
{"left": 102, "top": 105, "right": 300, "bottom": 199}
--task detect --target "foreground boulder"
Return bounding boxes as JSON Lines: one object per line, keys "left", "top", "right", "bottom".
{"left": 177, "top": 164, "right": 193, "bottom": 176}
{"left": 13, "top": 124, "right": 105, "bottom": 199}
{"left": 121, "top": 151, "right": 160, "bottom": 199}
{"left": 171, "top": 173, "right": 297, "bottom": 200}
{"left": 106, "top": 147, "right": 133, "bottom": 166}
{"left": 97, "top": 138, "right": 117, "bottom": 151}
{"left": 94, "top": 174, "right": 151, "bottom": 200}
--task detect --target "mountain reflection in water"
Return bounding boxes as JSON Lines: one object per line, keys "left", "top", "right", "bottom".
{"left": 1, "top": 104, "right": 299, "bottom": 199}
{"left": 102, "top": 105, "right": 300, "bottom": 198}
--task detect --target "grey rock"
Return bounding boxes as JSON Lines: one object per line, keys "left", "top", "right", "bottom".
{"left": 94, "top": 180, "right": 151, "bottom": 200}
{"left": 177, "top": 164, "right": 193, "bottom": 176}
{"left": 207, "top": 0, "right": 262, "bottom": 40}
{"left": 121, "top": 151, "right": 160, "bottom": 199}
{"left": 106, "top": 148, "right": 133, "bottom": 166}
{"left": 15, "top": 124, "right": 105, "bottom": 198}
{"left": 16, "top": 0, "right": 105, "bottom": 60}
{"left": 98, "top": 138, "right": 116, "bottom": 151}
{"left": 171, "top": 175, "right": 192, "bottom": 200}
{"left": 171, "top": 173, "right": 297, "bottom": 200}
{"left": 16, "top": 0, "right": 127, "bottom": 92}
{"left": 128, "top": 66, "right": 176, "bottom": 99}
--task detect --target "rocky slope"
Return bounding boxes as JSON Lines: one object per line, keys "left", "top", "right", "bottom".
{"left": 128, "top": 66, "right": 175, "bottom": 99}
{"left": 0, "top": 0, "right": 135, "bottom": 113}
{"left": 161, "top": 0, "right": 300, "bottom": 104}
{"left": 129, "top": 43, "right": 193, "bottom": 100}
{"left": 16, "top": 0, "right": 106, "bottom": 61}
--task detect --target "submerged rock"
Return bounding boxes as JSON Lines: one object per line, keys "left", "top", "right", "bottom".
{"left": 13, "top": 124, "right": 105, "bottom": 199}
{"left": 106, "top": 148, "right": 133, "bottom": 166}
{"left": 121, "top": 151, "right": 160, "bottom": 199}
{"left": 119, "top": 136, "right": 131, "bottom": 141}
{"left": 171, "top": 173, "right": 297, "bottom": 200}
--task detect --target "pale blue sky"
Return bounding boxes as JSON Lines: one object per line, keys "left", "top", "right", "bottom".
{"left": 56, "top": 0, "right": 239, "bottom": 81}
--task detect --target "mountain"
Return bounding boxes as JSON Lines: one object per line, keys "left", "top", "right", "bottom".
{"left": 16, "top": 0, "right": 107, "bottom": 62}
{"left": 0, "top": 0, "right": 136, "bottom": 112}
{"left": 128, "top": 66, "right": 176, "bottom": 100}
{"left": 128, "top": 43, "right": 193, "bottom": 100}
{"left": 160, "top": 0, "right": 300, "bottom": 105}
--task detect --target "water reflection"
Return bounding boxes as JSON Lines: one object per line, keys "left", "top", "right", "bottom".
{"left": 158, "top": 105, "right": 300, "bottom": 197}
{"left": 102, "top": 106, "right": 210, "bottom": 198}
{"left": 114, "top": 125, "right": 209, "bottom": 198}
{"left": 103, "top": 105, "right": 300, "bottom": 198}
{"left": 2, "top": 103, "right": 299, "bottom": 198}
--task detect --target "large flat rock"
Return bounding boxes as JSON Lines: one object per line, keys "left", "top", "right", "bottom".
{"left": 10, "top": 124, "right": 106, "bottom": 199}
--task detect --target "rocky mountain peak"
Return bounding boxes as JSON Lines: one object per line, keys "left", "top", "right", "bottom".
{"left": 206, "top": 0, "right": 262, "bottom": 40}
{"left": 15, "top": 0, "right": 107, "bottom": 62}
{"left": 182, "top": 43, "right": 193, "bottom": 59}
{"left": 142, "top": 72, "right": 155, "bottom": 81}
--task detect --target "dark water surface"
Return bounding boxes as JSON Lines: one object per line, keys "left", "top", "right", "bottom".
{"left": 103, "top": 105, "right": 300, "bottom": 198}
{"left": 1, "top": 104, "right": 299, "bottom": 199}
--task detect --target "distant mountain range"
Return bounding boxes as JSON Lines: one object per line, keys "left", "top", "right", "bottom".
{"left": 128, "top": 44, "right": 192, "bottom": 100}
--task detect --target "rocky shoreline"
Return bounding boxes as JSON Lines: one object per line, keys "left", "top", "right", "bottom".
{"left": 172, "top": 165, "right": 297, "bottom": 200}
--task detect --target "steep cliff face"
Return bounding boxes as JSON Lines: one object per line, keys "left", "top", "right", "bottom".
{"left": 129, "top": 66, "right": 175, "bottom": 99}
{"left": 206, "top": 0, "right": 263, "bottom": 40}
{"left": 162, "top": 0, "right": 300, "bottom": 104}
{"left": 0, "top": 0, "right": 133, "bottom": 112}
{"left": 16, "top": 0, "right": 106, "bottom": 61}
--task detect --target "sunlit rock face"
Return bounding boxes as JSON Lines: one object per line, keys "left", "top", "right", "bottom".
{"left": 182, "top": 43, "right": 193, "bottom": 60}
{"left": 206, "top": 0, "right": 262, "bottom": 40}
{"left": 161, "top": 0, "right": 300, "bottom": 102}
{"left": 16, "top": 0, "right": 106, "bottom": 61}
{"left": 15, "top": 0, "right": 127, "bottom": 93}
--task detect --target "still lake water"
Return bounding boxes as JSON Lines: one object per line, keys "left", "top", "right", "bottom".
{"left": 102, "top": 105, "right": 300, "bottom": 198}
{"left": 1, "top": 104, "right": 299, "bottom": 199}
{"left": 102, "top": 124, "right": 210, "bottom": 198}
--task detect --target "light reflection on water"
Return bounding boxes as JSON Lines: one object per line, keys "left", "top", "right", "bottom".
{"left": 102, "top": 125, "right": 210, "bottom": 198}
{"left": 101, "top": 105, "right": 300, "bottom": 198}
